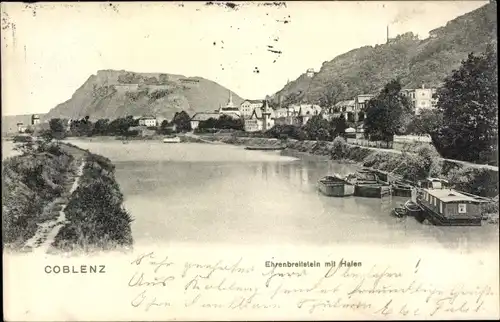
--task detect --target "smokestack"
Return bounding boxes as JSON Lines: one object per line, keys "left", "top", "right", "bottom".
{"left": 386, "top": 25, "right": 389, "bottom": 43}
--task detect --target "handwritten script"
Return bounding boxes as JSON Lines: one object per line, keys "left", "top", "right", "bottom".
{"left": 126, "top": 252, "right": 497, "bottom": 318}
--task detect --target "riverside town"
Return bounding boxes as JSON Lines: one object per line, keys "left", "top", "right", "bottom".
{"left": 2, "top": 2, "right": 498, "bottom": 257}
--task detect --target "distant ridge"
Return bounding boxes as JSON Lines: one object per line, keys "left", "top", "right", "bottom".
{"left": 271, "top": 2, "right": 497, "bottom": 105}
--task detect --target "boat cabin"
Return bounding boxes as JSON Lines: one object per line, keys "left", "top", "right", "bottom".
{"left": 420, "top": 189, "right": 482, "bottom": 220}
{"left": 418, "top": 177, "right": 449, "bottom": 189}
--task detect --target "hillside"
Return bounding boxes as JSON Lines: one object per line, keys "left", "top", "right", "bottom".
{"left": 43, "top": 70, "right": 244, "bottom": 121}
{"left": 272, "top": 2, "right": 497, "bottom": 105}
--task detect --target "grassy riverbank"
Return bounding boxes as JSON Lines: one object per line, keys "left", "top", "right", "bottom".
{"left": 2, "top": 143, "right": 73, "bottom": 250}
{"left": 2, "top": 140, "right": 133, "bottom": 253}
{"left": 52, "top": 144, "right": 133, "bottom": 252}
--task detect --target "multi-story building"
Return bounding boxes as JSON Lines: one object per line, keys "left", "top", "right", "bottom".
{"left": 138, "top": 116, "right": 157, "bottom": 127}
{"left": 354, "top": 94, "right": 375, "bottom": 112}
{"left": 334, "top": 100, "right": 356, "bottom": 121}
{"left": 243, "top": 101, "right": 275, "bottom": 132}
{"left": 401, "top": 85, "right": 437, "bottom": 115}
{"left": 240, "top": 100, "right": 264, "bottom": 118}
{"left": 31, "top": 114, "right": 40, "bottom": 125}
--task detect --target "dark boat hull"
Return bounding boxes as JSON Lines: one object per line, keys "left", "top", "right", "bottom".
{"left": 318, "top": 182, "right": 355, "bottom": 197}
{"left": 393, "top": 186, "right": 412, "bottom": 197}
{"left": 245, "top": 146, "right": 285, "bottom": 151}
{"left": 418, "top": 203, "right": 482, "bottom": 226}
{"left": 354, "top": 184, "right": 392, "bottom": 198}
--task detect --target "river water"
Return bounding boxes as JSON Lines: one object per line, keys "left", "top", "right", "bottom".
{"left": 44, "top": 139, "right": 496, "bottom": 254}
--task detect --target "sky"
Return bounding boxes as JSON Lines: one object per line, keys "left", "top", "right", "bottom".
{"left": 1, "top": 1, "right": 489, "bottom": 116}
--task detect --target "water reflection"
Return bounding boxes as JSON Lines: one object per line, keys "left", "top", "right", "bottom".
{"left": 64, "top": 140, "right": 498, "bottom": 252}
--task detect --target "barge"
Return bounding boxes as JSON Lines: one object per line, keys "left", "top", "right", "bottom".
{"left": 163, "top": 136, "right": 181, "bottom": 143}
{"left": 345, "top": 169, "right": 392, "bottom": 198}
{"left": 318, "top": 175, "right": 355, "bottom": 197}
{"left": 245, "top": 146, "right": 285, "bottom": 151}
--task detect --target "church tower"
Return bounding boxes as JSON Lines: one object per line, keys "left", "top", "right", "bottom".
{"left": 262, "top": 100, "right": 272, "bottom": 131}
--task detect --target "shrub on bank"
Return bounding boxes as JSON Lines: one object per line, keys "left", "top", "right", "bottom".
{"left": 53, "top": 156, "right": 134, "bottom": 252}
{"left": 330, "top": 137, "right": 349, "bottom": 160}
{"left": 2, "top": 143, "right": 73, "bottom": 249}
{"left": 446, "top": 167, "right": 499, "bottom": 197}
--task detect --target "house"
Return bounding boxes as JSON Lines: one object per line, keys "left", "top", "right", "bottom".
{"left": 354, "top": 94, "right": 375, "bottom": 111}
{"left": 400, "top": 85, "right": 437, "bottom": 115}
{"left": 334, "top": 100, "right": 356, "bottom": 121}
{"left": 306, "top": 68, "right": 315, "bottom": 78}
{"left": 297, "top": 104, "right": 322, "bottom": 125}
{"left": 190, "top": 112, "right": 221, "bottom": 130}
{"left": 276, "top": 104, "right": 321, "bottom": 126}
{"left": 31, "top": 114, "right": 40, "bottom": 125}
{"left": 274, "top": 107, "right": 289, "bottom": 119}
{"left": 244, "top": 101, "right": 275, "bottom": 132}
{"left": 240, "top": 100, "right": 264, "bottom": 118}
{"left": 138, "top": 116, "right": 157, "bottom": 127}
{"left": 16, "top": 122, "right": 27, "bottom": 133}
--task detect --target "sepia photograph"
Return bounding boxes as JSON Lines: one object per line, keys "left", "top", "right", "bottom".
{"left": 2, "top": 1, "right": 499, "bottom": 320}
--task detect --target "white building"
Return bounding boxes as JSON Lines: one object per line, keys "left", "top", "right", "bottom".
{"left": 138, "top": 116, "right": 157, "bottom": 127}
{"left": 401, "top": 85, "right": 437, "bottom": 115}
{"left": 240, "top": 99, "right": 264, "bottom": 118}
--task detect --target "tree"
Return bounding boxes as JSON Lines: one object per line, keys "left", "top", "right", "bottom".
{"left": 48, "top": 118, "right": 67, "bottom": 140}
{"left": 432, "top": 46, "right": 498, "bottom": 164}
{"left": 171, "top": 111, "right": 192, "bottom": 132}
{"left": 363, "top": 79, "right": 412, "bottom": 142}
{"left": 70, "top": 116, "right": 94, "bottom": 137}
{"left": 406, "top": 109, "right": 443, "bottom": 135}
{"left": 330, "top": 116, "right": 348, "bottom": 138}
{"left": 92, "top": 119, "right": 110, "bottom": 136}
{"left": 302, "top": 115, "right": 332, "bottom": 141}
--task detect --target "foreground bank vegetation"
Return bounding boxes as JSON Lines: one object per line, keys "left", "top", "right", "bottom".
{"left": 2, "top": 138, "right": 133, "bottom": 253}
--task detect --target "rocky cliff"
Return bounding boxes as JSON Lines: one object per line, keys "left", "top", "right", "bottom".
{"left": 43, "top": 70, "right": 244, "bottom": 121}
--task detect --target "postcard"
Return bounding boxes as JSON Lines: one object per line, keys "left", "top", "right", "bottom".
{"left": 2, "top": 1, "right": 499, "bottom": 321}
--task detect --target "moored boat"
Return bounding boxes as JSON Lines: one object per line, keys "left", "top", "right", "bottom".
{"left": 414, "top": 178, "right": 485, "bottom": 226}
{"left": 392, "top": 206, "right": 407, "bottom": 218}
{"left": 163, "top": 136, "right": 181, "bottom": 143}
{"left": 345, "top": 170, "right": 392, "bottom": 198}
{"left": 318, "top": 174, "right": 355, "bottom": 197}
{"left": 392, "top": 182, "right": 413, "bottom": 197}
{"left": 245, "top": 146, "right": 285, "bottom": 151}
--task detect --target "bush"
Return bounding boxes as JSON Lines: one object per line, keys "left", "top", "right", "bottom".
{"left": 446, "top": 167, "right": 499, "bottom": 197}
{"left": 331, "top": 136, "right": 349, "bottom": 159}
{"left": 53, "top": 157, "right": 133, "bottom": 252}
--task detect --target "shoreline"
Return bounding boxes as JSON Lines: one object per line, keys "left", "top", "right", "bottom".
{"left": 193, "top": 134, "right": 499, "bottom": 223}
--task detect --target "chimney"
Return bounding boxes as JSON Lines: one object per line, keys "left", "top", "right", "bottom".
{"left": 386, "top": 25, "right": 389, "bottom": 43}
